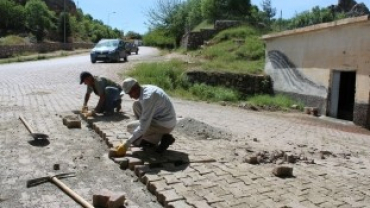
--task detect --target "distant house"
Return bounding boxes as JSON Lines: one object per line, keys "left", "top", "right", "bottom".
{"left": 262, "top": 15, "right": 370, "bottom": 127}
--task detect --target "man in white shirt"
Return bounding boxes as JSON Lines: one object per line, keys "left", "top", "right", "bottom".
{"left": 120, "top": 77, "right": 176, "bottom": 154}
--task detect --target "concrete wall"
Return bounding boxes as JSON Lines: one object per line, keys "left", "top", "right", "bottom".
{"left": 263, "top": 15, "right": 370, "bottom": 127}
{"left": 0, "top": 43, "right": 93, "bottom": 58}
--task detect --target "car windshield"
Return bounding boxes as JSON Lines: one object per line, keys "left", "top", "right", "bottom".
{"left": 95, "top": 40, "right": 119, "bottom": 48}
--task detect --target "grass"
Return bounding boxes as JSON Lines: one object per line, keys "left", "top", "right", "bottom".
{"left": 192, "top": 20, "right": 214, "bottom": 32}
{"left": 0, "top": 49, "right": 90, "bottom": 64}
{"left": 0, "top": 35, "right": 27, "bottom": 45}
{"left": 188, "top": 25, "right": 265, "bottom": 74}
{"left": 124, "top": 59, "right": 303, "bottom": 111}
{"left": 247, "top": 94, "right": 304, "bottom": 111}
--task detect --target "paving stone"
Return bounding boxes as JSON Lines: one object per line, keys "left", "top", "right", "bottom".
{"left": 187, "top": 200, "right": 212, "bottom": 208}
{"left": 93, "top": 189, "right": 111, "bottom": 207}
{"left": 134, "top": 164, "right": 151, "bottom": 178}
{"left": 272, "top": 166, "right": 294, "bottom": 178}
{"left": 107, "top": 192, "right": 126, "bottom": 208}
{"left": 164, "top": 174, "right": 181, "bottom": 184}
{"left": 156, "top": 189, "right": 184, "bottom": 206}
{"left": 147, "top": 180, "right": 169, "bottom": 195}
{"left": 140, "top": 173, "right": 163, "bottom": 185}
{"left": 126, "top": 157, "right": 144, "bottom": 170}
{"left": 166, "top": 200, "right": 193, "bottom": 208}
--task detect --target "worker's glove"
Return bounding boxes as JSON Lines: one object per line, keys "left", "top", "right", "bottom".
{"left": 81, "top": 106, "right": 88, "bottom": 113}
{"left": 86, "top": 110, "right": 96, "bottom": 117}
{"left": 115, "top": 142, "right": 129, "bottom": 157}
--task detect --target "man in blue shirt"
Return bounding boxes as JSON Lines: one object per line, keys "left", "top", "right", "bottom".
{"left": 80, "top": 71, "right": 122, "bottom": 115}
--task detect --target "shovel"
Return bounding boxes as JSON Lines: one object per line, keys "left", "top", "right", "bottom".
{"left": 19, "top": 115, "right": 49, "bottom": 140}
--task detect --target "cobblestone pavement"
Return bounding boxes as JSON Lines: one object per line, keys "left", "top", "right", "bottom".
{"left": 1, "top": 50, "right": 370, "bottom": 208}
{"left": 0, "top": 51, "right": 163, "bottom": 208}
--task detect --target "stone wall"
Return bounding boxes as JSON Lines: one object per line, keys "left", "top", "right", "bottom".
{"left": 181, "top": 20, "right": 241, "bottom": 50}
{"left": 0, "top": 43, "right": 93, "bottom": 58}
{"left": 214, "top": 20, "right": 241, "bottom": 31}
{"left": 186, "top": 70, "right": 273, "bottom": 95}
{"left": 182, "top": 29, "right": 219, "bottom": 50}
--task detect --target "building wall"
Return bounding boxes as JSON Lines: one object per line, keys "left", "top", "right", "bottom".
{"left": 263, "top": 16, "right": 370, "bottom": 127}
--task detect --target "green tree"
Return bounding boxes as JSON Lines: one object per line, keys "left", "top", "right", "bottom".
{"left": 0, "top": 0, "right": 25, "bottom": 31}
{"left": 25, "top": 0, "right": 55, "bottom": 42}
{"left": 261, "top": 0, "right": 276, "bottom": 28}
{"left": 57, "top": 12, "right": 72, "bottom": 42}
{"left": 201, "top": 0, "right": 251, "bottom": 22}
{"left": 126, "top": 31, "right": 142, "bottom": 39}
{"left": 146, "top": 0, "right": 187, "bottom": 46}
{"left": 201, "top": 0, "right": 223, "bottom": 23}
{"left": 186, "top": 0, "right": 203, "bottom": 30}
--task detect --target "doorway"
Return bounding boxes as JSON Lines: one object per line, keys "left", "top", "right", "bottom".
{"left": 328, "top": 71, "right": 356, "bottom": 121}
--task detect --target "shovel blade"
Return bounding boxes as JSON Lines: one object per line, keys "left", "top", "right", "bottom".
{"left": 32, "top": 133, "right": 49, "bottom": 140}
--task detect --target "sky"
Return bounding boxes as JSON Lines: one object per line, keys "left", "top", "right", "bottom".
{"left": 77, "top": 0, "right": 370, "bottom": 35}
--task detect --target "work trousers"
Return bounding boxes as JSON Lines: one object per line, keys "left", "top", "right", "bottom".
{"left": 103, "top": 87, "right": 121, "bottom": 113}
{"left": 127, "top": 101, "right": 174, "bottom": 146}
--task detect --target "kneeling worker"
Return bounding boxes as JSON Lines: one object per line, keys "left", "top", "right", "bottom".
{"left": 119, "top": 77, "right": 176, "bottom": 155}
{"left": 80, "top": 71, "right": 122, "bottom": 115}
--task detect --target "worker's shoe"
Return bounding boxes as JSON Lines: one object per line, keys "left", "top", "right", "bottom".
{"left": 115, "top": 99, "right": 122, "bottom": 113}
{"left": 156, "top": 134, "right": 175, "bottom": 153}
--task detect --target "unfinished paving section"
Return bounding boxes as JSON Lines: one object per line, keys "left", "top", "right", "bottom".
{"left": 80, "top": 111, "right": 370, "bottom": 208}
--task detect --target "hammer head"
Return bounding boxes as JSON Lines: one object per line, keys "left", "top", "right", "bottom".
{"left": 26, "top": 172, "right": 75, "bottom": 188}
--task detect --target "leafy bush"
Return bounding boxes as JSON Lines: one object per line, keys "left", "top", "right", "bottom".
{"left": 143, "top": 29, "right": 176, "bottom": 49}
{"left": 0, "top": 35, "right": 27, "bottom": 45}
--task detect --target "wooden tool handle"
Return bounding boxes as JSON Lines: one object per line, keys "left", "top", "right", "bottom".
{"left": 19, "top": 115, "right": 35, "bottom": 134}
{"left": 51, "top": 177, "right": 94, "bottom": 208}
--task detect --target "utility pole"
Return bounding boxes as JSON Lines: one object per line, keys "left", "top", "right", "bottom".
{"left": 63, "top": 0, "right": 66, "bottom": 43}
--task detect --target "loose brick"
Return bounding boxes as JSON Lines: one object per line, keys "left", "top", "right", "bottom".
{"left": 62, "top": 115, "right": 81, "bottom": 128}
{"left": 272, "top": 166, "right": 294, "bottom": 178}
{"left": 93, "top": 189, "right": 112, "bottom": 208}
{"left": 107, "top": 192, "right": 126, "bottom": 208}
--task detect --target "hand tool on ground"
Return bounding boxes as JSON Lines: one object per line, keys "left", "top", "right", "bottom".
{"left": 19, "top": 115, "right": 49, "bottom": 140}
{"left": 26, "top": 172, "right": 94, "bottom": 208}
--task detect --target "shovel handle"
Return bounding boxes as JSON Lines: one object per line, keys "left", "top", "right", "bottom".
{"left": 51, "top": 176, "right": 94, "bottom": 208}
{"left": 19, "top": 116, "right": 35, "bottom": 134}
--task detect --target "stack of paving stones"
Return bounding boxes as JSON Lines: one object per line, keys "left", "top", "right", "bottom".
{"left": 80, "top": 112, "right": 370, "bottom": 208}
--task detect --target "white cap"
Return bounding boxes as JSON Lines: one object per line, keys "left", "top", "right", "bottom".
{"left": 122, "top": 77, "right": 138, "bottom": 94}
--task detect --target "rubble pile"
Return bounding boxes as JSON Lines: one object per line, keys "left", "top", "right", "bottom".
{"left": 244, "top": 150, "right": 315, "bottom": 165}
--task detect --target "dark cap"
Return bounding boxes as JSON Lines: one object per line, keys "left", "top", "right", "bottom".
{"left": 80, "top": 71, "right": 92, "bottom": 84}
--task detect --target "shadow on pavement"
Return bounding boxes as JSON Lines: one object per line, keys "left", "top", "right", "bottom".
{"left": 28, "top": 138, "right": 50, "bottom": 147}
{"left": 124, "top": 148, "right": 190, "bottom": 172}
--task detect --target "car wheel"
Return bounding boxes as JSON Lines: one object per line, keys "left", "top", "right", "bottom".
{"left": 135, "top": 50, "right": 138, "bottom": 55}
{"left": 124, "top": 56, "right": 128, "bottom": 62}
{"left": 127, "top": 51, "right": 131, "bottom": 55}
{"left": 91, "top": 58, "right": 96, "bottom": 63}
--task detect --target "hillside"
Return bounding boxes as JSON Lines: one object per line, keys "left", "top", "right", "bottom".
{"left": 0, "top": 0, "right": 121, "bottom": 44}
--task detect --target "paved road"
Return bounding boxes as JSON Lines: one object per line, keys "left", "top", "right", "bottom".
{"left": 0, "top": 47, "right": 163, "bottom": 208}
{"left": 1, "top": 46, "right": 370, "bottom": 208}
